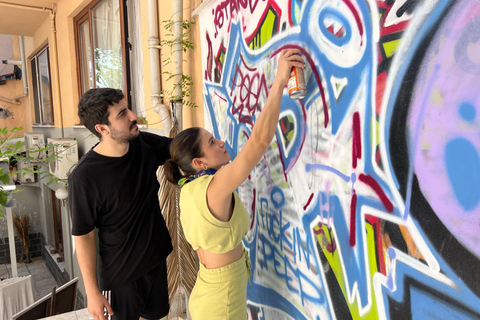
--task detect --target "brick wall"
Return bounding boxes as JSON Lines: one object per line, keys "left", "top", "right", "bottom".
{"left": 40, "top": 234, "right": 85, "bottom": 309}
{"left": 0, "top": 232, "right": 43, "bottom": 264}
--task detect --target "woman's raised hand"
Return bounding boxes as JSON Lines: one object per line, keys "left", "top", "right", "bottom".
{"left": 205, "top": 47, "right": 306, "bottom": 207}
{"left": 275, "top": 48, "right": 305, "bottom": 86}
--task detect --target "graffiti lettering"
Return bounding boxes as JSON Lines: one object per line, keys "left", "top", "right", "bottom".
{"left": 212, "top": 0, "right": 265, "bottom": 37}
{"left": 229, "top": 57, "right": 268, "bottom": 124}
{"left": 205, "top": 33, "right": 214, "bottom": 81}
{"left": 259, "top": 197, "right": 291, "bottom": 250}
{"left": 259, "top": 190, "right": 313, "bottom": 269}
{"left": 294, "top": 227, "right": 312, "bottom": 267}
{"left": 260, "top": 233, "right": 325, "bottom": 305}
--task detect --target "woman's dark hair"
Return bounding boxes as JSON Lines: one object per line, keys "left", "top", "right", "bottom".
{"left": 78, "top": 88, "right": 124, "bottom": 139}
{"left": 164, "top": 127, "right": 204, "bottom": 184}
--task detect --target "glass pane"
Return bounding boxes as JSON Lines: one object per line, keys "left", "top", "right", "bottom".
{"left": 127, "top": 0, "right": 143, "bottom": 115}
{"left": 31, "top": 58, "right": 41, "bottom": 124}
{"left": 79, "top": 20, "right": 93, "bottom": 92}
{"left": 38, "top": 49, "right": 54, "bottom": 124}
{"left": 92, "top": 0, "right": 124, "bottom": 90}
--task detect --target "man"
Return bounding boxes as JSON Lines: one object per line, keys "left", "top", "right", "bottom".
{"left": 68, "top": 88, "right": 173, "bottom": 320}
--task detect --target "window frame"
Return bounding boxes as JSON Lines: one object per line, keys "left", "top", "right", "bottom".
{"left": 73, "top": 0, "right": 131, "bottom": 105}
{"left": 31, "top": 45, "right": 54, "bottom": 125}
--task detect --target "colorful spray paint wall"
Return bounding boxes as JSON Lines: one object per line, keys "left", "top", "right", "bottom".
{"left": 196, "top": 0, "right": 480, "bottom": 319}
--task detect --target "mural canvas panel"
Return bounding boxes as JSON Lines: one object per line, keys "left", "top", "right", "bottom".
{"left": 197, "top": 0, "right": 480, "bottom": 319}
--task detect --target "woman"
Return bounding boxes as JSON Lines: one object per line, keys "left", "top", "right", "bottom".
{"left": 164, "top": 48, "right": 305, "bottom": 319}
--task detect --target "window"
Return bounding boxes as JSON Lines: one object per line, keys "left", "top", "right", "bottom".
{"left": 74, "top": 0, "right": 130, "bottom": 98}
{"left": 31, "top": 46, "right": 54, "bottom": 125}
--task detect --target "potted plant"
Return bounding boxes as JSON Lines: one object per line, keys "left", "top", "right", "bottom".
{"left": 13, "top": 212, "right": 30, "bottom": 263}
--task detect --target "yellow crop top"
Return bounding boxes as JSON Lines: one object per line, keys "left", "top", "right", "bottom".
{"left": 179, "top": 175, "right": 250, "bottom": 254}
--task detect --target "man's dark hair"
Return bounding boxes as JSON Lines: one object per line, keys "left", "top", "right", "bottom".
{"left": 78, "top": 88, "right": 124, "bottom": 139}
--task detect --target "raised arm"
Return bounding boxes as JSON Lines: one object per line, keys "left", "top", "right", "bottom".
{"left": 207, "top": 49, "right": 304, "bottom": 218}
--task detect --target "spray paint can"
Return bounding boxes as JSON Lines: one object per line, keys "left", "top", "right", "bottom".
{"left": 288, "top": 54, "right": 306, "bottom": 100}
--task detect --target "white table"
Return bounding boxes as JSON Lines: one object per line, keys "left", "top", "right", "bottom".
{"left": 0, "top": 275, "right": 34, "bottom": 319}
{"left": 40, "top": 308, "right": 94, "bottom": 319}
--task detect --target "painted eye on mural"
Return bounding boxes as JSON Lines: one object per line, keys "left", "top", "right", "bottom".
{"left": 308, "top": 2, "right": 366, "bottom": 68}
{"left": 320, "top": 11, "right": 350, "bottom": 45}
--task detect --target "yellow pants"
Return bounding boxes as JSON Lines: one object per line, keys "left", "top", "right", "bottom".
{"left": 189, "top": 251, "right": 251, "bottom": 320}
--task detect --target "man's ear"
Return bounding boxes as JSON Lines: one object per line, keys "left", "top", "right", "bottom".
{"left": 95, "top": 124, "right": 109, "bottom": 137}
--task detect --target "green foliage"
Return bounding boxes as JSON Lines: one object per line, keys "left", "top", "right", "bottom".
{"left": 137, "top": 117, "right": 148, "bottom": 124}
{"left": 159, "top": 18, "right": 198, "bottom": 109}
{"left": 94, "top": 47, "right": 123, "bottom": 89}
{"left": 0, "top": 188, "right": 6, "bottom": 207}
{"left": 0, "top": 127, "right": 60, "bottom": 215}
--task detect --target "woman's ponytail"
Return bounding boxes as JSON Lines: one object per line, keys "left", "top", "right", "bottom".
{"left": 163, "top": 159, "right": 183, "bottom": 185}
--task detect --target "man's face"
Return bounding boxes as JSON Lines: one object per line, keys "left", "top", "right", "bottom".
{"left": 106, "top": 99, "right": 139, "bottom": 144}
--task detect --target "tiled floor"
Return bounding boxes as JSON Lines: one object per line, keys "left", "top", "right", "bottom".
{"left": 0, "top": 255, "right": 58, "bottom": 301}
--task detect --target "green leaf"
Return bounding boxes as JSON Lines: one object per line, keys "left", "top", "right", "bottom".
{"left": 0, "top": 173, "right": 10, "bottom": 184}
{"left": 0, "top": 191, "right": 7, "bottom": 206}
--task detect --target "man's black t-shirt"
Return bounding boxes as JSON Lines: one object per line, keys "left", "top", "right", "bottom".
{"left": 68, "top": 131, "right": 173, "bottom": 289}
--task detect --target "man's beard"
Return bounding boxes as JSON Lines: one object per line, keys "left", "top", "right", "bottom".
{"left": 109, "top": 121, "right": 139, "bottom": 144}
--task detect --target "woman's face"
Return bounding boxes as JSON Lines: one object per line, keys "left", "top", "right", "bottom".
{"left": 196, "top": 128, "right": 231, "bottom": 170}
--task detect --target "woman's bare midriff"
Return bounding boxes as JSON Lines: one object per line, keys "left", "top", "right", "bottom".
{"left": 197, "top": 243, "right": 243, "bottom": 269}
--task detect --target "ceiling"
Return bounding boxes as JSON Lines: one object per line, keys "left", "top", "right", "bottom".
{"left": 0, "top": 1, "right": 59, "bottom": 36}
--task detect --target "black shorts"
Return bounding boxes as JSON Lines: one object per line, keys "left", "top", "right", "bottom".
{"left": 107, "top": 260, "right": 169, "bottom": 320}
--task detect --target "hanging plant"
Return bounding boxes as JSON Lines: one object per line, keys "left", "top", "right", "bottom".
{"left": 159, "top": 17, "right": 198, "bottom": 108}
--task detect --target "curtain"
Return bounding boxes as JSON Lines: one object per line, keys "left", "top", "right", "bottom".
{"left": 38, "top": 49, "right": 53, "bottom": 124}
{"left": 92, "top": 0, "right": 123, "bottom": 90}
{"left": 79, "top": 20, "right": 93, "bottom": 92}
{"left": 127, "top": 0, "right": 145, "bottom": 115}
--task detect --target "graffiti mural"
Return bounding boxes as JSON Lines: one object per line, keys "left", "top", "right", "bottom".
{"left": 197, "top": 0, "right": 480, "bottom": 319}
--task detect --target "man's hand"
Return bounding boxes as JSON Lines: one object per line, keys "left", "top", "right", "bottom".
{"left": 75, "top": 232, "right": 113, "bottom": 319}
{"left": 87, "top": 290, "right": 114, "bottom": 320}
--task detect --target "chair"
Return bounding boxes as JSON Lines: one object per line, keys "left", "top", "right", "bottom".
{"left": 12, "top": 277, "right": 78, "bottom": 320}
{"left": 50, "top": 277, "right": 78, "bottom": 315}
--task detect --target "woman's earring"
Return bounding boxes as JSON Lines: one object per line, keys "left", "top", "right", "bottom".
{"left": 203, "top": 164, "right": 208, "bottom": 170}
